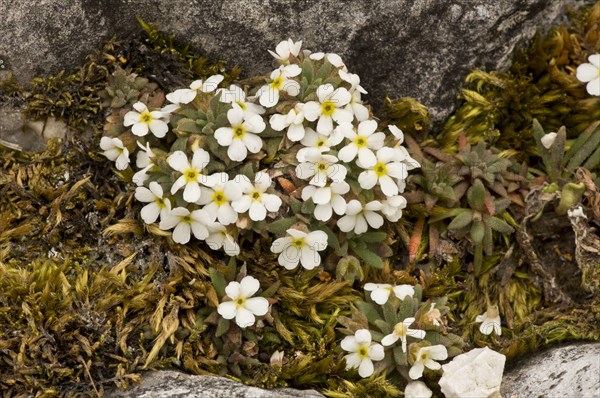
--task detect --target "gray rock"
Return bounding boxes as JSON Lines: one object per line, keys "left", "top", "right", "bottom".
{"left": 0, "top": 106, "right": 46, "bottom": 152}
{"left": 501, "top": 342, "right": 600, "bottom": 398}
{"left": 106, "top": 370, "right": 324, "bottom": 398}
{"left": 0, "top": 0, "right": 588, "bottom": 123}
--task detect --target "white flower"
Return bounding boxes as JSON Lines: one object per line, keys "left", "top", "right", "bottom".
{"left": 381, "top": 317, "right": 426, "bottom": 353}
{"left": 540, "top": 132, "right": 557, "bottom": 149}
{"left": 475, "top": 305, "right": 502, "bottom": 336}
{"left": 269, "top": 103, "right": 306, "bottom": 141}
{"left": 158, "top": 207, "right": 211, "bottom": 244}
{"left": 337, "top": 120, "right": 385, "bottom": 167}
{"left": 339, "top": 69, "right": 367, "bottom": 94}
{"left": 364, "top": 283, "right": 415, "bottom": 305}
{"left": 409, "top": 345, "right": 448, "bottom": 380}
{"left": 302, "top": 84, "right": 353, "bottom": 135}
{"left": 270, "top": 228, "right": 328, "bottom": 270}
{"left": 124, "top": 102, "right": 169, "bottom": 138}
{"left": 214, "top": 108, "right": 266, "bottom": 161}
{"left": 205, "top": 223, "right": 240, "bottom": 256}
{"left": 231, "top": 172, "right": 282, "bottom": 221}
{"left": 341, "top": 329, "right": 384, "bottom": 378}
{"left": 358, "top": 147, "right": 408, "bottom": 197}
{"left": 425, "top": 303, "right": 442, "bottom": 327}
{"left": 219, "top": 84, "right": 265, "bottom": 118}
{"left": 257, "top": 65, "right": 302, "bottom": 107}
{"left": 166, "top": 74, "right": 224, "bottom": 104}
{"left": 381, "top": 195, "right": 407, "bottom": 222}
{"left": 296, "top": 127, "right": 344, "bottom": 162}
{"left": 309, "top": 52, "right": 346, "bottom": 70}
{"left": 576, "top": 54, "right": 600, "bottom": 96}
{"left": 132, "top": 141, "right": 155, "bottom": 186}
{"left": 100, "top": 137, "right": 129, "bottom": 170}
{"left": 301, "top": 181, "right": 349, "bottom": 221}
{"left": 295, "top": 151, "right": 347, "bottom": 187}
{"left": 268, "top": 39, "right": 302, "bottom": 63}
{"left": 217, "top": 276, "right": 269, "bottom": 328}
{"left": 338, "top": 200, "right": 384, "bottom": 235}
{"left": 347, "top": 90, "right": 370, "bottom": 122}
{"left": 404, "top": 381, "right": 433, "bottom": 398}
{"left": 389, "top": 125, "right": 421, "bottom": 171}
{"left": 196, "top": 172, "right": 243, "bottom": 225}
{"left": 168, "top": 149, "right": 210, "bottom": 203}
{"left": 135, "top": 182, "right": 171, "bottom": 224}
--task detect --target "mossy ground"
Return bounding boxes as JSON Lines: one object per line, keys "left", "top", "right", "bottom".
{"left": 1, "top": 4, "right": 600, "bottom": 398}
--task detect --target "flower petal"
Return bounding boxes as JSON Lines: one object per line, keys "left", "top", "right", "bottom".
{"left": 217, "top": 301, "right": 237, "bottom": 319}
{"left": 240, "top": 275, "right": 260, "bottom": 297}
{"left": 244, "top": 297, "right": 269, "bottom": 316}
{"left": 341, "top": 336, "right": 359, "bottom": 352}
{"left": 235, "top": 307, "right": 256, "bottom": 328}
{"left": 358, "top": 358, "right": 374, "bottom": 378}
{"left": 369, "top": 344, "right": 385, "bottom": 361}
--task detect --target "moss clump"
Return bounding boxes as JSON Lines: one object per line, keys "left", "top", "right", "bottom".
{"left": 438, "top": 2, "right": 600, "bottom": 163}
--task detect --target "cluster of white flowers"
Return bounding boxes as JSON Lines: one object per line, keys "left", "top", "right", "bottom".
{"left": 100, "top": 39, "right": 418, "bottom": 266}
{"left": 100, "top": 40, "right": 420, "bottom": 330}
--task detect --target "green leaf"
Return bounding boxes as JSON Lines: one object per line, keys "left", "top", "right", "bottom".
{"left": 566, "top": 125, "right": 600, "bottom": 170}
{"left": 488, "top": 216, "right": 514, "bottom": 234}
{"left": 359, "top": 231, "right": 387, "bottom": 243}
{"left": 352, "top": 244, "right": 384, "bottom": 269}
{"left": 315, "top": 62, "right": 332, "bottom": 81}
{"left": 374, "top": 319, "right": 392, "bottom": 335}
{"left": 470, "top": 220, "right": 485, "bottom": 244}
{"left": 267, "top": 217, "right": 297, "bottom": 235}
{"left": 382, "top": 302, "right": 398, "bottom": 325}
{"left": 209, "top": 267, "right": 227, "bottom": 297}
{"left": 215, "top": 317, "right": 230, "bottom": 337}
{"left": 467, "top": 179, "right": 485, "bottom": 211}
{"left": 564, "top": 121, "right": 600, "bottom": 166}
{"left": 355, "top": 301, "right": 381, "bottom": 324}
{"left": 170, "top": 136, "right": 188, "bottom": 152}
{"left": 177, "top": 118, "right": 202, "bottom": 134}
{"left": 301, "top": 58, "right": 314, "bottom": 82}
{"left": 447, "top": 210, "right": 473, "bottom": 230}
{"left": 301, "top": 199, "right": 316, "bottom": 214}
{"left": 317, "top": 224, "right": 340, "bottom": 253}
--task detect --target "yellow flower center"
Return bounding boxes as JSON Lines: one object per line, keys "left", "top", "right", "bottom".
{"left": 357, "top": 345, "right": 369, "bottom": 359}
{"left": 420, "top": 351, "right": 430, "bottom": 361}
{"left": 394, "top": 323, "right": 408, "bottom": 337}
{"left": 181, "top": 215, "right": 192, "bottom": 223}
{"left": 251, "top": 190, "right": 262, "bottom": 201}
{"left": 235, "top": 297, "right": 246, "bottom": 307}
{"left": 317, "top": 162, "right": 328, "bottom": 172}
{"left": 213, "top": 190, "right": 227, "bottom": 205}
{"left": 156, "top": 197, "right": 166, "bottom": 208}
{"left": 355, "top": 136, "right": 367, "bottom": 148}
{"left": 184, "top": 169, "right": 199, "bottom": 182}
{"left": 140, "top": 111, "right": 153, "bottom": 124}
{"left": 321, "top": 101, "right": 336, "bottom": 116}
{"left": 236, "top": 100, "right": 247, "bottom": 110}
{"left": 270, "top": 76, "right": 284, "bottom": 90}
{"left": 233, "top": 125, "right": 246, "bottom": 139}
{"left": 374, "top": 162, "right": 387, "bottom": 177}
{"left": 291, "top": 238, "right": 306, "bottom": 248}
{"left": 316, "top": 139, "right": 326, "bottom": 148}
